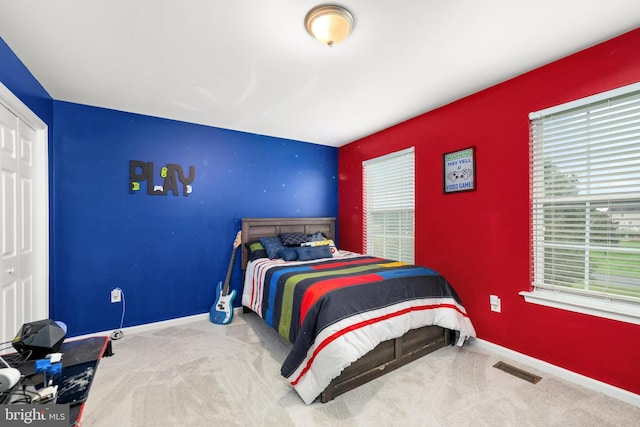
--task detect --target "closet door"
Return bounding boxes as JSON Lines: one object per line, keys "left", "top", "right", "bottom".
{"left": 0, "top": 102, "right": 45, "bottom": 345}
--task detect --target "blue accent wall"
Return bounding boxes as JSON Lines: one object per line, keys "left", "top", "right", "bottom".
{"left": 1, "top": 36, "right": 338, "bottom": 336}
{"left": 51, "top": 101, "right": 338, "bottom": 336}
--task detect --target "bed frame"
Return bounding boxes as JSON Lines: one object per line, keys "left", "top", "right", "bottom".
{"left": 240, "top": 217, "right": 452, "bottom": 403}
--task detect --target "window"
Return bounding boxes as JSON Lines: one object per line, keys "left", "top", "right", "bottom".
{"left": 524, "top": 82, "right": 640, "bottom": 324}
{"left": 363, "top": 147, "right": 415, "bottom": 263}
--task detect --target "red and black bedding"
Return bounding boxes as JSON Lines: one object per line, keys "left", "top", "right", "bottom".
{"left": 242, "top": 250, "right": 476, "bottom": 404}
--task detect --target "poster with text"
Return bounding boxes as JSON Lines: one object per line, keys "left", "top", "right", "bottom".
{"left": 443, "top": 147, "right": 476, "bottom": 193}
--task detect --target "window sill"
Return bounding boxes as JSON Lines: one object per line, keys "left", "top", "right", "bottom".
{"left": 519, "top": 290, "right": 640, "bottom": 326}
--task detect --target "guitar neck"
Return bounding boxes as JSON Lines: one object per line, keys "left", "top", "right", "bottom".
{"left": 221, "top": 231, "right": 242, "bottom": 296}
{"left": 221, "top": 249, "right": 237, "bottom": 296}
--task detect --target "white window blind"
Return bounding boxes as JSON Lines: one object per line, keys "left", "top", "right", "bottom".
{"left": 363, "top": 147, "right": 415, "bottom": 264}
{"left": 530, "top": 83, "right": 640, "bottom": 309}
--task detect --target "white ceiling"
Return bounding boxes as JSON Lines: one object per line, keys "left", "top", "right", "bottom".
{"left": 1, "top": 1, "right": 639, "bottom": 147}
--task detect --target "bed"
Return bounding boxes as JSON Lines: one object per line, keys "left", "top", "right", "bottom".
{"left": 240, "top": 217, "right": 476, "bottom": 404}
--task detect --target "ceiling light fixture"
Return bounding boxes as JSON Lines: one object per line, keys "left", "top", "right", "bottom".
{"left": 305, "top": 5, "right": 354, "bottom": 47}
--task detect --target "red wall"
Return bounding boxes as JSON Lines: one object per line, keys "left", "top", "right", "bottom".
{"left": 338, "top": 28, "right": 640, "bottom": 395}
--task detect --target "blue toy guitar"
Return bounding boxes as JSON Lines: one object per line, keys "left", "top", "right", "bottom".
{"left": 210, "top": 231, "right": 241, "bottom": 325}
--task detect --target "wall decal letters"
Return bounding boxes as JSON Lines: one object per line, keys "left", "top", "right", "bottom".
{"left": 129, "top": 160, "right": 195, "bottom": 196}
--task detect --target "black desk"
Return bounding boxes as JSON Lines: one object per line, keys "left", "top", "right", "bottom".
{"left": 55, "top": 336, "right": 112, "bottom": 425}
{"left": 5, "top": 336, "right": 112, "bottom": 426}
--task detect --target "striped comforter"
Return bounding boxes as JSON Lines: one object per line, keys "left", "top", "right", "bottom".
{"left": 242, "top": 252, "right": 476, "bottom": 404}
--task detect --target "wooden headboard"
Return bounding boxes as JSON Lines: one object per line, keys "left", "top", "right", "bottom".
{"left": 241, "top": 217, "right": 336, "bottom": 270}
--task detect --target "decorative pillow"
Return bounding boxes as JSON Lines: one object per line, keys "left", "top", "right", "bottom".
{"left": 259, "top": 236, "right": 286, "bottom": 259}
{"left": 309, "top": 231, "right": 328, "bottom": 242}
{"left": 296, "top": 244, "right": 332, "bottom": 261}
{"left": 245, "top": 241, "right": 268, "bottom": 261}
{"left": 279, "top": 232, "right": 310, "bottom": 246}
{"left": 302, "top": 239, "right": 338, "bottom": 257}
{"left": 278, "top": 247, "right": 299, "bottom": 261}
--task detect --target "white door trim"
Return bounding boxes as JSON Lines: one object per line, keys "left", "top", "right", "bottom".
{"left": 0, "top": 81, "right": 49, "bottom": 325}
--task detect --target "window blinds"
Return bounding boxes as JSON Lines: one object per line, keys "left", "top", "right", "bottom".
{"left": 363, "top": 147, "right": 415, "bottom": 264}
{"left": 530, "top": 84, "right": 640, "bottom": 303}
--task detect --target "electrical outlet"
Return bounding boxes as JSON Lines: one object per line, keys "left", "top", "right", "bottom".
{"left": 111, "top": 288, "right": 121, "bottom": 303}
{"left": 490, "top": 294, "right": 501, "bottom": 312}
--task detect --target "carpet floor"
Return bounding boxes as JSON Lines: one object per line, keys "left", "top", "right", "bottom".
{"left": 82, "top": 313, "right": 640, "bottom": 426}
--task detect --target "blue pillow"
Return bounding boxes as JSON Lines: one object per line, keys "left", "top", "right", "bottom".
{"left": 296, "top": 244, "right": 332, "bottom": 261}
{"left": 259, "top": 236, "right": 286, "bottom": 259}
{"left": 278, "top": 247, "right": 299, "bottom": 261}
{"left": 309, "top": 231, "right": 328, "bottom": 242}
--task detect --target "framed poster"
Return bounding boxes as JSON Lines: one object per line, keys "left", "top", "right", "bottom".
{"left": 443, "top": 147, "right": 476, "bottom": 194}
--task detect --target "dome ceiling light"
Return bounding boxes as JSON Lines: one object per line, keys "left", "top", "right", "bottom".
{"left": 305, "top": 5, "right": 354, "bottom": 47}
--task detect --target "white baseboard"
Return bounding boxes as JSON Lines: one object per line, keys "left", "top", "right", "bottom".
{"left": 67, "top": 311, "right": 228, "bottom": 341}
{"left": 470, "top": 338, "right": 640, "bottom": 408}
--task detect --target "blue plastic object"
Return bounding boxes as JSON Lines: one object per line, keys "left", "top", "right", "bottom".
{"left": 34, "top": 359, "right": 51, "bottom": 373}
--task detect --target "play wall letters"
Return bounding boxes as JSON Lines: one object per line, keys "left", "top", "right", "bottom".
{"left": 129, "top": 160, "right": 195, "bottom": 196}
